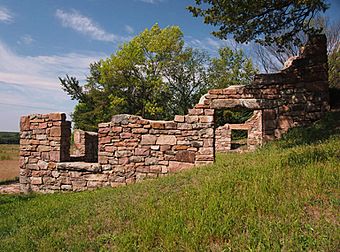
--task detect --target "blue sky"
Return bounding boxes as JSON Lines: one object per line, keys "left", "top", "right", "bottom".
{"left": 0, "top": 0, "right": 339, "bottom": 131}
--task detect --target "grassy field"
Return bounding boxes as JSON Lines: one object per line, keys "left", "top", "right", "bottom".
{"left": 0, "top": 112, "right": 339, "bottom": 251}
{"left": 0, "top": 144, "right": 19, "bottom": 161}
{"left": 0, "top": 144, "right": 19, "bottom": 183}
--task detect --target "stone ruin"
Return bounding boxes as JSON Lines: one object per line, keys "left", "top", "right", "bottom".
{"left": 19, "top": 35, "right": 329, "bottom": 193}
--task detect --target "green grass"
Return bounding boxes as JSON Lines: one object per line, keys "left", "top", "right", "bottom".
{"left": 0, "top": 144, "right": 19, "bottom": 161}
{"left": 0, "top": 113, "right": 339, "bottom": 251}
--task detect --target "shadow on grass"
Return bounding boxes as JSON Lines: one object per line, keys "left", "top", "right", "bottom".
{"left": 282, "top": 147, "right": 335, "bottom": 167}
{"left": 0, "top": 193, "right": 36, "bottom": 205}
{"left": 278, "top": 111, "right": 340, "bottom": 149}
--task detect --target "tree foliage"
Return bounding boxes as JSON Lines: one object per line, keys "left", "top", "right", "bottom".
{"left": 208, "top": 47, "right": 257, "bottom": 88}
{"left": 60, "top": 62, "right": 112, "bottom": 131}
{"left": 98, "top": 24, "right": 182, "bottom": 119}
{"left": 60, "top": 24, "right": 257, "bottom": 131}
{"left": 0, "top": 132, "right": 19, "bottom": 144}
{"left": 188, "top": 0, "right": 329, "bottom": 47}
{"left": 60, "top": 25, "right": 209, "bottom": 130}
{"left": 162, "top": 48, "right": 210, "bottom": 115}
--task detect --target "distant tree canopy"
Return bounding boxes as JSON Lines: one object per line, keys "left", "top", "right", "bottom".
{"left": 188, "top": 0, "right": 329, "bottom": 47}
{"left": 0, "top": 132, "right": 19, "bottom": 144}
{"left": 60, "top": 24, "right": 257, "bottom": 131}
{"left": 208, "top": 47, "right": 257, "bottom": 88}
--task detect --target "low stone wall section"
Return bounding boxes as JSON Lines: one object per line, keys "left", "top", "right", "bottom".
{"left": 97, "top": 111, "right": 214, "bottom": 183}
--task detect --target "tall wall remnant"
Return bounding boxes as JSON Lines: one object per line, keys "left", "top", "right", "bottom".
{"left": 19, "top": 113, "right": 71, "bottom": 192}
{"left": 19, "top": 35, "right": 329, "bottom": 193}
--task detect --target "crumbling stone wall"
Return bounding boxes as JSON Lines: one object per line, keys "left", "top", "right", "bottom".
{"left": 97, "top": 112, "right": 214, "bottom": 184}
{"left": 209, "top": 34, "right": 328, "bottom": 145}
{"left": 19, "top": 35, "right": 329, "bottom": 193}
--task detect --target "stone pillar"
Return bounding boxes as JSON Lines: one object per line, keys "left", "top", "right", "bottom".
{"left": 19, "top": 113, "right": 71, "bottom": 192}
{"left": 215, "top": 124, "right": 231, "bottom": 152}
{"left": 246, "top": 110, "right": 263, "bottom": 150}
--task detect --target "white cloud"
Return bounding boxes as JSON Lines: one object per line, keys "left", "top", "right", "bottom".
{"left": 125, "top": 25, "right": 134, "bottom": 34}
{"left": 18, "top": 35, "right": 34, "bottom": 45}
{"left": 0, "top": 6, "right": 13, "bottom": 23}
{"left": 55, "top": 9, "right": 129, "bottom": 43}
{"left": 0, "top": 39, "right": 108, "bottom": 131}
{"left": 185, "top": 37, "right": 224, "bottom": 54}
{"left": 206, "top": 38, "right": 223, "bottom": 49}
{"left": 0, "top": 83, "right": 76, "bottom": 131}
{"left": 0, "top": 40, "right": 105, "bottom": 90}
{"left": 138, "top": 0, "right": 164, "bottom": 3}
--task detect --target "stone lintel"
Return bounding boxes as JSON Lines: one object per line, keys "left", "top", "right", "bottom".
{"left": 210, "top": 99, "right": 276, "bottom": 109}
{"left": 56, "top": 162, "right": 101, "bottom": 172}
{"left": 229, "top": 124, "right": 250, "bottom": 130}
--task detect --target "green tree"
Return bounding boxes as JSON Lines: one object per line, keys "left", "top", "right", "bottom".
{"left": 61, "top": 25, "right": 258, "bottom": 131}
{"left": 60, "top": 24, "right": 209, "bottom": 131}
{"left": 188, "top": 0, "right": 328, "bottom": 47}
{"left": 162, "top": 48, "right": 210, "bottom": 115}
{"left": 99, "top": 24, "right": 185, "bottom": 119}
{"left": 60, "top": 62, "right": 116, "bottom": 131}
{"left": 208, "top": 46, "right": 257, "bottom": 89}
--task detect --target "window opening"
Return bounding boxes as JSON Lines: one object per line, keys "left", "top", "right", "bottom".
{"left": 231, "top": 129, "right": 248, "bottom": 150}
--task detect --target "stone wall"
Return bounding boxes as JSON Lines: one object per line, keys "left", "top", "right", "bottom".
{"left": 19, "top": 111, "right": 214, "bottom": 192}
{"left": 19, "top": 113, "right": 71, "bottom": 192}
{"left": 97, "top": 112, "right": 214, "bottom": 184}
{"left": 206, "top": 35, "right": 329, "bottom": 143}
{"left": 19, "top": 35, "right": 329, "bottom": 193}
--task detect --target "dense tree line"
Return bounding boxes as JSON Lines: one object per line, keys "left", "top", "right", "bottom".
{"left": 0, "top": 132, "right": 19, "bottom": 144}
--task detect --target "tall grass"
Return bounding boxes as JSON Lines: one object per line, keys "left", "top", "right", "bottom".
{"left": 0, "top": 112, "right": 339, "bottom": 251}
